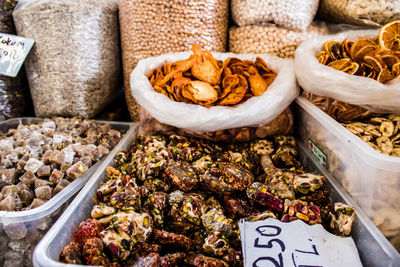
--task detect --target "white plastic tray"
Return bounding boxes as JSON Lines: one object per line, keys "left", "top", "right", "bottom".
{"left": 0, "top": 117, "right": 133, "bottom": 266}
{"left": 294, "top": 96, "right": 400, "bottom": 252}
{"left": 33, "top": 126, "right": 400, "bottom": 266}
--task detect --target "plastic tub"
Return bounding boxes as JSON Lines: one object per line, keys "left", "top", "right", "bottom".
{"left": 33, "top": 126, "right": 400, "bottom": 267}
{"left": 294, "top": 96, "right": 400, "bottom": 251}
{"left": 0, "top": 118, "right": 133, "bottom": 267}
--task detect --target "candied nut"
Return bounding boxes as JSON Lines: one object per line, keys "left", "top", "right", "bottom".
{"left": 66, "top": 161, "right": 88, "bottom": 180}
{"left": 35, "top": 185, "right": 53, "bottom": 200}
{"left": 53, "top": 179, "right": 70, "bottom": 195}
{"left": 49, "top": 169, "right": 64, "bottom": 184}
{"left": 0, "top": 168, "right": 16, "bottom": 187}
{"left": 36, "top": 165, "right": 51, "bottom": 177}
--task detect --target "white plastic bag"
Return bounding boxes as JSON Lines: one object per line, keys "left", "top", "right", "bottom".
{"left": 319, "top": 0, "right": 400, "bottom": 27}
{"left": 231, "top": 0, "right": 319, "bottom": 31}
{"left": 131, "top": 52, "right": 298, "bottom": 133}
{"left": 295, "top": 30, "right": 400, "bottom": 113}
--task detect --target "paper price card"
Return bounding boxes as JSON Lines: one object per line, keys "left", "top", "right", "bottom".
{"left": 0, "top": 33, "right": 34, "bottom": 77}
{"left": 239, "top": 218, "right": 362, "bottom": 267}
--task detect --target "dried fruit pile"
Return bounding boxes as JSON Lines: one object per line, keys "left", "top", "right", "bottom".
{"left": 0, "top": 118, "right": 123, "bottom": 211}
{"left": 317, "top": 20, "right": 400, "bottom": 84}
{"left": 60, "top": 135, "right": 355, "bottom": 266}
{"left": 342, "top": 114, "right": 400, "bottom": 156}
{"left": 147, "top": 44, "right": 277, "bottom": 107}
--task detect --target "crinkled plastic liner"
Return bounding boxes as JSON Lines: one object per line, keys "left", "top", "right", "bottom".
{"left": 131, "top": 51, "right": 298, "bottom": 133}
{"left": 13, "top": 0, "right": 120, "bottom": 118}
{"left": 139, "top": 106, "right": 294, "bottom": 142}
{"left": 231, "top": 0, "right": 319, "bottom": 31}
{"left": 119, "top": 0, "right": 229, "bottom": 121}
{"left": 318, "top": 0, "right": 400, "bottom": 27}
{"left": 0, "top": 0, "right": 28, "bottom": 120}
{"left": 295, "top": 30, "right": 400, "bottom": 113}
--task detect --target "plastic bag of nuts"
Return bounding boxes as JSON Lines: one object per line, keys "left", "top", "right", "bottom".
{"left": 318, "top": 0, "right": 400, "bottom": 27}
{"left": 229, "top": 22, "right": 329, "bottom": 58}
{"left": 0, "top": 0, "right": 29, "bottom": 120}
{"left": 12, "top": 0, "right": 121, "bottom": 118}
{"left": 231, "top": 0, "right": 320, "bottom": 31}
{"left": 119, "top": 0, "right": 229, "bottom": 121}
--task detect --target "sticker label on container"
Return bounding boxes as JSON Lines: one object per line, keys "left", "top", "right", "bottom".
{"left": 0, "top": 33, "right": 34, "bottom": 77}
{"left": 308, "top": 139, "right": 328, "bottom": 168}
{"left": 239, "top": 218, "right": 362, "bottom": 267}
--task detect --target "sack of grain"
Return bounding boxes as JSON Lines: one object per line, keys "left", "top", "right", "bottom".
{"left": 119, "top": 0, "right": 229, "bottom": 121}
{"left": 319, "top": 0, "right": 400, "bottom": 27}
{"left": 13, "top": 0, "right": 121, "bottom": 118}
{"left": 231, "top": 0, "right": 319, "bottom": 31}
{"left": 229, "top": 22, "right": 329, "bottom": 58}
{"left": 131, "top": 51, "right": 298, "bottom": 141}
{"left": 0, "top": 0, "right": 29, "bottom": 120}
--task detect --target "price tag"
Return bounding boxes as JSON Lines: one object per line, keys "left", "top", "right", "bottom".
{"left": 308, "top": 139, "right": 328, "bottom": 168}
{"left": 0, "top": 33, "right": 34, "bottom": 77}
{"left": 239, "top": 218, "right": 362, "bottom": 267}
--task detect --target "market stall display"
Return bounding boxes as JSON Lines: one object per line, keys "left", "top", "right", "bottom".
{"left": 119, "top": 0, "right": 229, "bottom": 121}
{"left": 231, "top": 0, "right": 319, "bottom": 31}
{"left": 318, "top": 0, "right": 400, "bottom": 27}
{"left": 0, "top": 117, "right": 131, "bottom": 267}
{"left": 131, "top": 47, "right": 298, "bottom": 141}
{"left": 0, "top": 0, "right": 30, "bottom": 120}
{"left": 55, "top": 133, "right": 355, "bottom": 266}
{"left": 229, "top": 22, "right": 329, "bottom": 58}
{"left": 295, "top": 97, "right": 400, "bottom": 251}
{"left": 12, "top": 0, "right": 121, "bottom": 118}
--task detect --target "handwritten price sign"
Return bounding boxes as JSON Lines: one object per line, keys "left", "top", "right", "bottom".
{"left": 0, "top": 33, "right": 34, "bottom": 77}
{"left": 239, "top": 218, "right": 362, "bottom": 267}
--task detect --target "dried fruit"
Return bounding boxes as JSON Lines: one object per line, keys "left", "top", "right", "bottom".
{"left": 147, "top": 45, "right": 276, "bottom": 107}
{"left": 318, "top": 20, "right": 400, "bottom": 84}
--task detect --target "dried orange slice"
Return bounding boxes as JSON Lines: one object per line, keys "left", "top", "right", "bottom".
{"left": 392, "top": 62, "right": 400, "bottom": 78}
{"left": 364, "top": 54, "right": 386, "bottom": 72}
{"left": 377, "top": 68, "right": 393, "bottom": 83}
{"left": 376, "top": 51, "right": 399, "bottom": 69}
{"left": 342, "top": 38, "right": 353, "bottom": 58}
{"left": 350, "top": 38, "right": 378, "bottom": 61}
{"left": 379, "top": 20, "right": 400, "bottom": 51}
{"left": 342, "top": 62, "right": 360, "bottom": 75}
{"left": 327, "top": 58, "right": 352, "bottom": 71}
{"left": 324, "top": 40, "right": 343, "bottom": 60}
{"left": 316, "top": 51, "right": 330, "bottom": 64}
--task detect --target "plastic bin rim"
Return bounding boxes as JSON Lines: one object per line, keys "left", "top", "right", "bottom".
{"left": 295, "top": 96, "right": 400, "bottom": 171}
{"left": 0, "top": 117, "right": 134, "bottom": 224}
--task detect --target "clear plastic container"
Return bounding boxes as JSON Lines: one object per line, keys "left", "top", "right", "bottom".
{"left": 0, "top": 118, "right": 133, "bottom": 267}
{"left": 33, "top": 125, "right": 400, "bottom": 267}
{"left": 294, "top": 96, "right": 400, "bottom": 251}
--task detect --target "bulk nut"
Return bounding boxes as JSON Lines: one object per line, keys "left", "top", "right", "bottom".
{"left": 119, "top": 0, "right": 229, "bottom": 121}
{"left": 231, "top": 0, "right": 319, "bottom": 31}
{"left": 229, "top": 22, "right": 329, "bottom": 58}
{"left": 13, "top": 0, "right": 121, "bottom": 118}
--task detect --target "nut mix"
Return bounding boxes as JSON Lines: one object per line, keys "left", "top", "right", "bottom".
{"left": 13, "top": 0, "right": 121, "bottom": 118}
{"left": 60, "top": 134, "right": 355, "bottom": 266}
{"left": 316, "top": 20, "right": 400, "bottom": 84}
{"left": 0, "top": 117, "right": 123, "bottom": 211}
{"left": 147, "top": 45, "right": 277, "bottom": 107}
{"left": 229, "top": 22, "right": 329, "bottom": 58}
{"left": 119, "top": 0, "right": 229, "bottom": 121}
{"left": 231, "top": 0, "right": 319, "bottom": 31}
{"left": 341, "top": 114, "right": 400, "bottom": 157}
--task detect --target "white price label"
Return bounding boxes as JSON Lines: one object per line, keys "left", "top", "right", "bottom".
{"left": 308, "top": 139, "right": 327, "bottom": 168}
{"left": 239, "top": 218, "right": 362, "bottom": 267}
{"left": 0, "top": 33, "right": 34, "bottom": 77}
